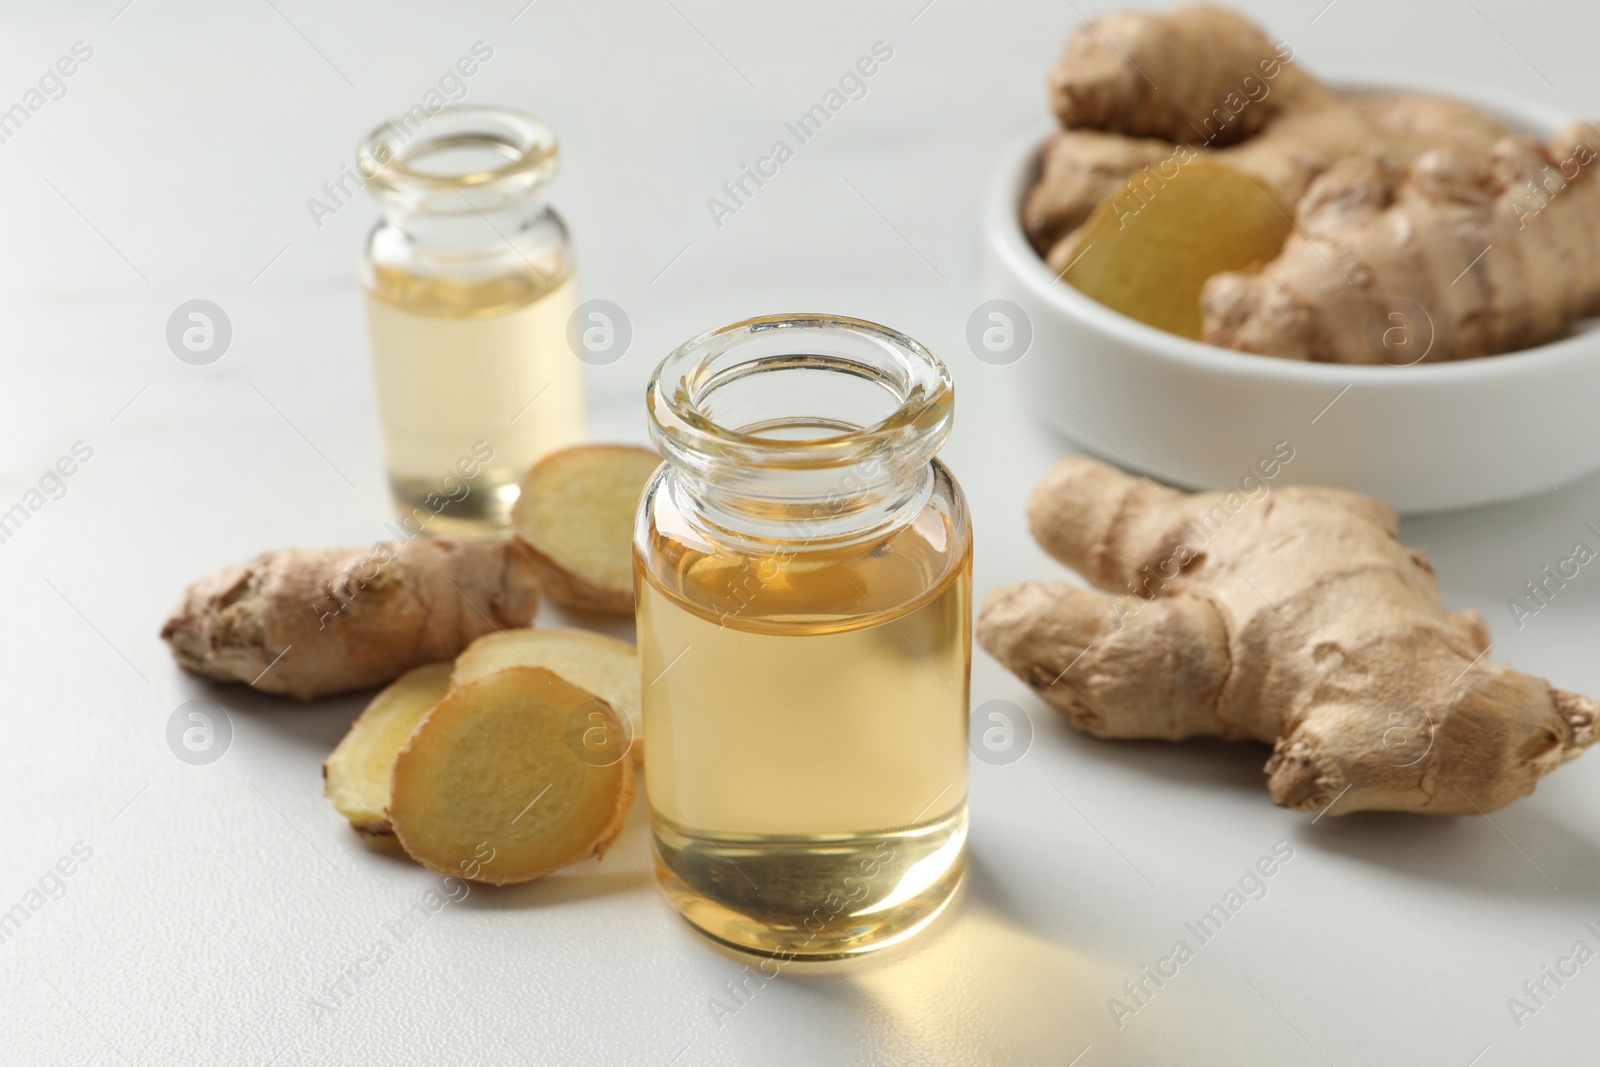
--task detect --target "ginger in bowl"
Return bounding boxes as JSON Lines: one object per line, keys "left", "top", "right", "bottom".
{"left": 1025, "top": 3, "right": 1600, "bottom": 365}
{"left": 982, "top": 4, "right": 1600, "bottom": 513}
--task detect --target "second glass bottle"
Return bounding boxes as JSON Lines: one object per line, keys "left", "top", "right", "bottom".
{"left": 359, "top": 106, "right": 586, "bottom": 537}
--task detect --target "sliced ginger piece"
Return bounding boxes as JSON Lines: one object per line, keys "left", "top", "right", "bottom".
{"left": 1059, "top": 157, "right": 1293, "bottom": 339}
{"left": 389, "top": 666, "right": 634, "bottom": 884}
{"left": 453, "top": 627, "right": 642, "bottom": 765}
{"left": 511, "top": 444, "right": 660, "bottom": 615}
{"left": 323, "top": 662, "right": 453, "bottom": 836}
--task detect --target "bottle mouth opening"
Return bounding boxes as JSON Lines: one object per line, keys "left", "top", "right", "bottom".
{"left": 648, "top": 315, "right": 954, "bottom": 473}
{"left": 358, "top": 106, "right": 557, "bottom": 210}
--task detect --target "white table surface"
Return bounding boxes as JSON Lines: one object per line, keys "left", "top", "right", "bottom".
{"left": 6, "top": 1, "right": 1600, "bottom": 1064}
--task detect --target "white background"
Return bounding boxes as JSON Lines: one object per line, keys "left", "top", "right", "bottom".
{"left": 4, "top": 1, "right": 1599, "bottom": 1064}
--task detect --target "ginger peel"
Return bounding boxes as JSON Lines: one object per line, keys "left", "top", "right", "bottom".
{"left": 978, "top": 456, "right": 1600, "bottom": 815}
{"left": 161, "top": 538, "right": 540, "bottom": 700}
{"left": 1029, "top": 6, "right": 1513, "bottom": 258}
{"left": 1048, "top": 4, "right": 1322, "bottom": 148}
{"left": 1202, "top": 126, "right": 1600, "bottom": 361}
{"left": 161, "top": 443, "right": 656, "bottom": 700}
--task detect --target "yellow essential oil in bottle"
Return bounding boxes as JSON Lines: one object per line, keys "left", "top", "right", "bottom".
{"left": 359, "top": 107, "right": 587, "bottom": 537}
{"left": 636, "top": 315, "right": 973, "bottom": 960}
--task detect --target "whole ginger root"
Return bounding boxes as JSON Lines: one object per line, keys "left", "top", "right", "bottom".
{"left": 160, "top": 444, "right": 656, "bottom": 701}
{"left": 1202, "top": 125, "right": 1600, "bottom": 361}
{"left": 1024, "top": 6, "right": 1600, "bottom": 363}
{"left": 978, "top": 457, "right": 1599, "bottom": 815}
{"left": 1026, "top": 5, "right": 1514, "bottom": 259}
{"left": 1048, "top": 3, "right": 1322, "bottom": 146}
{"left": 162, "top": 538, "right": 539, "bottom": 700}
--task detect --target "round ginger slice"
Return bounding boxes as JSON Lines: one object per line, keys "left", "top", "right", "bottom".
{"left": 323, "top": 662, "right": 453, "bottom": 836}
{"left": 1058, "top": 157, "right": 1294, "bottom": 339}
{"left": 511, "top": 445, "right": 661, "bottom": 614}
{"left": 452, "top": 627, "right": 643, "bottom": 765}
{"left": 389, "top": 666, "right": 634, "bottom": 885}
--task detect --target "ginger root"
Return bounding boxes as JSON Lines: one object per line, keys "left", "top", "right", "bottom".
{"left": 1048, "top": 4, "right": 1321, "bottom": 146}
{"left": 978, "top": 457, "right": 1600, "bottom": 815}
{"left": 1202, "top": 126, "right": 1600, "bottom": 361}
{"left": 1026, "top": 129, "right": 1185, "bottom": 263}
{"left": 1022, "top": 3, "right": 1600, "bottom": 361}
{"left": 1028, "top": 6, "right": 1515, "bottom": 263}
{"left": 512, "top": 445, "right": 661, "bottom": 615}
{"left": 162, "top": 538, "right": 539, "bottom": 700}
{"left": 388, "top": 666, "right": 634, "bottom": 884}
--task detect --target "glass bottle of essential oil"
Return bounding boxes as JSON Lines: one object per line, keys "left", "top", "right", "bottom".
{"left": 635, "top": 315, "right": 973, "bottom": 960}
{"left": 359, "top": 106, "right": 586, "bottom": 538}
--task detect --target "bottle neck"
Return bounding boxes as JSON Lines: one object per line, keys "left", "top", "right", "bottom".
{"left": 359, "top": 105, "right": 562, "bottom": 270}
{"left": 368, "top": 202, "right": 568, "bottom": 298}
{"left": 377, "top": 196, "right": 553, "bottom": 252}
{"left": 648, "top": 315, "right": 954, "bottom": 553}
{"left": 665, "top": 445, "right": 938, "bottom": 552}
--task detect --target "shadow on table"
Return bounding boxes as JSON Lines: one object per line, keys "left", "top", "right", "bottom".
{"left": 1296, "top": 803, "right": 1600, "bottom": 902}
{"left": 1033, "top": 708, "right": 1600, "bottom": 903}
{"left": 456, "top": 866, "right": 657, "bottom": 910}
{"left": 1053, "top": 731, "right": 1274, "bottom": 797}
{"left": 207, "top": 682, "right": 369, "bottom": 758}
{"left": 1033, "top": 705, "right": 1274, "bottom": 797}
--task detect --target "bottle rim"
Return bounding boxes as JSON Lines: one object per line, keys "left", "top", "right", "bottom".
{"left": 357, "top": 105, "right": 558, "bottom": 210}
{"left": 647, "top": 314, "right": 954, "bottom": 475}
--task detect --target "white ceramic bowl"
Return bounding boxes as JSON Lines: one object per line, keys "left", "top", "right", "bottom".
{"left": 980, "top": 79, "right": 1600, "bottom": 513}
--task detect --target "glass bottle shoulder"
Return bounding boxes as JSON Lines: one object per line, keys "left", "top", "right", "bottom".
{"left": 634, "top": 460, "right": 971, "bottom": 636}
{"left": 362, "top": 209, "right": 573, "bottom": 317}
